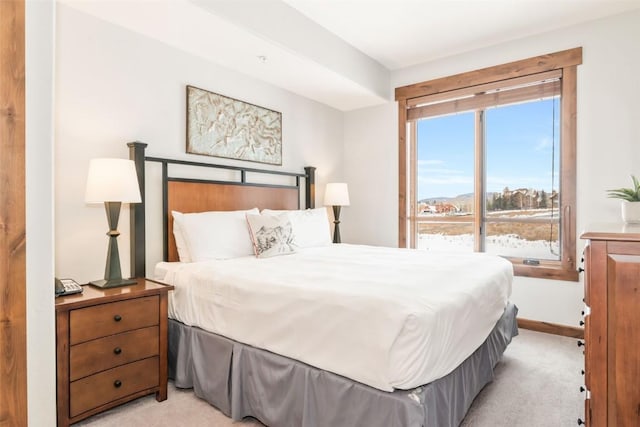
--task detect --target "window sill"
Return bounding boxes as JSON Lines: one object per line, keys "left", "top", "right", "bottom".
{"left": 511, "top": 261, "right": 579, "bottom": 282}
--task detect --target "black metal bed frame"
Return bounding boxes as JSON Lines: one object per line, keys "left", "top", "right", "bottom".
{"left": 127, "top": 141, "right": 316, "bottom": 278}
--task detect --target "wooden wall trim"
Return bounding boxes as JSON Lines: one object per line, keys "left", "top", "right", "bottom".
{"left": 518, "top": 318, "right": 584, "bottom": 339}
{"left": 395, "top": 47, "right": 582, "bottom": 100}
{"left": 0, "top": 0, "right": 28, "bottom": 425}
{"left": 560, "top": 65, "right": 578, "bottom": 275}
{"left": 398, "top": 101, "right": 407, "bottom": 247}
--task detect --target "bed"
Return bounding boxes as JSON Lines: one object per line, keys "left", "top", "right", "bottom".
{"left": 127, "top": 142, "right": 518, "bottom": 427}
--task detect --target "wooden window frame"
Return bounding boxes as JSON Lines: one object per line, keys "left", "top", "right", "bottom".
{"left": 395, "top": 48, "right": 582, "bottom": 281}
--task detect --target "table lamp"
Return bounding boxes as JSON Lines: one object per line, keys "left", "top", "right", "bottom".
{"left": 324, "top": 183, "right": 350, "bottom": 243}
{"left": 85, "top": 158, "right": 142, "bottom": 288}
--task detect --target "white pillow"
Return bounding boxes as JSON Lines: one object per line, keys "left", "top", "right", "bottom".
{"left": 177, "top": 208, "right": 259, "bottom": 261}
{"left": 246, "top": 213, "right": 297, "bottom": 258}
{"left": 261, "top": 208, "right": 331, "bottom": 248}
{"left": 172, "top": 211, "right": 192, "bottom": 262}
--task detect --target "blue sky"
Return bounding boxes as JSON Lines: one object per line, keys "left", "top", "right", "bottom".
{"left": 416, "top": 98, "right": 560, "bottom": 200}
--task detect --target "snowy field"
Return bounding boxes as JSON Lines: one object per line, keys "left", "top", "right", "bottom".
{"left": 417, "top": 233, "right": 560, "bottom": 260}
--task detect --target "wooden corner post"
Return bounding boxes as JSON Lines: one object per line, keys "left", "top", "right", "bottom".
{"left": 304, "top": 166, "right": 316, "bottom": 209}
{"left": 128, "top": 141, "right": 147, "bottom": 279}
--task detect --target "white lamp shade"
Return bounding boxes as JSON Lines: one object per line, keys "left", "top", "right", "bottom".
{"left": 324, "top": 183, "right": 350, "bottom": 206}
{"left": 85, "top": 158, "right": 142, "bottom": 203}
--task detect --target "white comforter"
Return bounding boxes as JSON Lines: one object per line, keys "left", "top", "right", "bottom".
{"left": 159, "top": 244, "right": 513, "bottom": 392}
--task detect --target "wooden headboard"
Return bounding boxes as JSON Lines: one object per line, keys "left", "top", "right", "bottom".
{"left": 128, "top": 142, "right": 316, "bottom": 276}
{"left": 165, "top": 181, "right": 299, "bottom": 262}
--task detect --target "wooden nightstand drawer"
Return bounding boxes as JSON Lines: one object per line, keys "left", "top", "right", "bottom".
{"left": 69, "top": 356, "right": 159, "bottom": 418}
{"left": 70, "top": 326, "right": 159, "bottom": 381}
{"left": 70, "top": 295, "right": 159, "bottom": 344}
{"left": 56, "top": 279, "right": 173, "bottom": 426}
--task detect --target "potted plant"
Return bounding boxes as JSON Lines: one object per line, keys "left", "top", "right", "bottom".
{"left": 607, "top": 175, "right": 640, "bottom": 223}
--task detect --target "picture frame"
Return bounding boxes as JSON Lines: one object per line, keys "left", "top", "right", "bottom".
{"left": 186, "top": 85, "right": 282, "bottom": 165}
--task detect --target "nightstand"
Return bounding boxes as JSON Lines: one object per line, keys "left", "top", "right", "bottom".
{"left": 55, "top": 278, "right": 174, "bottom": 426}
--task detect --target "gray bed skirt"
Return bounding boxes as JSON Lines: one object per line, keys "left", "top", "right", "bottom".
{"left": 168, "top": 303, "right": 518, "bottom": 427}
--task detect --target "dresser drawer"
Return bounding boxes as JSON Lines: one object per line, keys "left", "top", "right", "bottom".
{"left": 583, "top": 315, "right": 590, "bottom": 389}
{"left": 69, "top": 356, "right": 159, "bottom": 417}
{"left": 70, "top": 296, "right": 159, "bottom": 344}
{"left": 70, "top": 326, "right": 159, "bottom": 381}
{"left": 583, "top": 244, "right": 591, "bottom": 306}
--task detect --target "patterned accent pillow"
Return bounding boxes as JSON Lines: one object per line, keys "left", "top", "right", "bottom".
{"left": 261, "top": 208, "right": 331, "bottom": 248}
{"left": 246, "top": 213, "right": 298, "bottom": 258}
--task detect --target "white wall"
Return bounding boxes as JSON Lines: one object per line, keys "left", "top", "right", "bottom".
{"left": 26, "top": 0, "right": 56, "bottom": 425}
{"left": 343, "top": 10, "right": 640, "bottom": 326}
{"left": 342, "top": 102, "right": 398, "bottom": 247}
{"left": 55, "top": 4, "right": 344, "bottom": 283}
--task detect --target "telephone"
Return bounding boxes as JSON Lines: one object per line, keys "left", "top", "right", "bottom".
{"left": 55, "top": 277, "right": 83, "bottom": 297}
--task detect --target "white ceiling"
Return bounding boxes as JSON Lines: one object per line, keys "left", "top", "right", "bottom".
{"left": 62, "top": 0, "right": 640, "bottom": 111}
{"left": 283, "top": 0, "right": 640, "bottom": 70}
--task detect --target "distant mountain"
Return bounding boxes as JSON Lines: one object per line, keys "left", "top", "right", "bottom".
{"left": 419, "top": 192, "right": 498, "bottom": 206}
{"left": 418, "top": 197, "right": 451, "bottom": 203}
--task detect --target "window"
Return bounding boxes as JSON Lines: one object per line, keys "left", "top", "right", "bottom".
{"left": 396, "top": 48, "right": 582, "bottom": 281}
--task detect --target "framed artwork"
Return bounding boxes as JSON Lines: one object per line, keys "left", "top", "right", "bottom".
{"left": 186, "top": 85, "right": 282, "bottom": 165}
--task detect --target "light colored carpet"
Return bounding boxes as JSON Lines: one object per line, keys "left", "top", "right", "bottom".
{"left": 75, "top": 329, "right": 583, "bottom": 427}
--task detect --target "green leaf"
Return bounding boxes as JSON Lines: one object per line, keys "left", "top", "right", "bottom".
{"left": 607, "top": 175, "right": 640, "bottom": 201}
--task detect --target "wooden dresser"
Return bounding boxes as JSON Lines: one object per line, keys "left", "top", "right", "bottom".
{"left": 581, "top": 224, "right": 640, "bottom": 427}
{"left": 55, "top": 279, "right": 173, "bottom": 426}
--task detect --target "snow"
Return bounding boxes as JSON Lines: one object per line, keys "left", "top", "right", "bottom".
{"left": 418, "top": 233, "right": 560, "bottom": 260}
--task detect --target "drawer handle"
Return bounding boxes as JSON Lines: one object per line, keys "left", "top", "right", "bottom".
{"left": 114, "top": 314, "right": 122, "bottom": 322}
{"left": 114, "top": 380, "right": 122, "bottom": 388}
{"left": 113, "top": 347, "right": 122, "bottom": 355}
{"left": 577, "top": 340, "right": 585, "bottom": 347}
